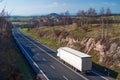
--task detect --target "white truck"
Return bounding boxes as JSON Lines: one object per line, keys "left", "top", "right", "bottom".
{"left": 57, "top": 47, "right": 92, "bottom": 72}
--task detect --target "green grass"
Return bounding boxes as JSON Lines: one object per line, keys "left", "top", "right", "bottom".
{"left": 12, "top": 22, "right": 27, "bottom": 25}
{"left": 40, "top": 39, "right": 56, "bottom": 47}
{"left": 13, "top": 28, "right": 35, "bottom": 80}
{"left": 20, "top": 28, "right": 59, "bottom": 50}
{"left": 14, "top": 36, "right": 35, "bottom": 80}
{"left": 9, "top": 17, "right": 33, "bottom": 21}
{"left": 20, "top": 23, "right": 120, "bottom": 50}
{"left": 21, "top": 28, "right": 29, "bottom": 32}
{"left": 0, "top": 30, "right": 35, "bottom": 80}
{"left": 37, "top": 38, "right": 59, "bottom": 50}
{"left": 17, "top": 53, "right": 34, "bottom": 80}
{"left": 10, "top": 17, "right": 33, "bottom": 25}
{"left": 20, "top": 25, "right": 120, "bottom": 79}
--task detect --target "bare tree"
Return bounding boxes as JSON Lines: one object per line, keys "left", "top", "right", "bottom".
{"left": 106, "top": 8, "right": 111, "bottom": 16}
{"left": 99, "top": 7, "right": 112, "bottom": 40}
{"left": 100, "top": 7, "right": 106, "bottom": 40}
{"left": 60, "top": 13, "right": 65, "bottom": 25}
{"left": 76, "top": 10, "right": 81, "bottom": 27}
{"left": 0, "top": 8, "right": 11, "bottom": 33}
{"left": 88, "top": 8, "right": 94, "bottom": 17}
{"left": 64, "top": 11, "right": 72, "bottom": 25}
{"left": 87, "top": 8, "right": 97, "bottom": 26}
{"left": 105, "top": 8, "right": 112, "bottom": 40}
{"left": 77, "top": 10, "right": 86, "bottom": 27}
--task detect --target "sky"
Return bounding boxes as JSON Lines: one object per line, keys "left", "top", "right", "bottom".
{"left": 0, "top": 0, "right": 120, "bottom": 16}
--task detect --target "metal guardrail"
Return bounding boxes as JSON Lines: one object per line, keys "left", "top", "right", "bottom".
{"left": 12, "top": 29, "right": 49, "bottom": 80}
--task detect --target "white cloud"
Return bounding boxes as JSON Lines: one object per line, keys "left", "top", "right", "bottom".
{"left": 47, "top": 2, "right": 59, "bottom": 8}
{"left": 10, "top": 2, "right": 68, "bottom": 15}
{"left": 103, "top": 2, "right": 117, "bottom": 6}
{"left": 47, "top": 2, "right": 66, "bottom": 8}
{"left": 52, "top": 2, "right": 59, "bottom": 7}
{"left": 62, "top": 3, "right": 66, "bottom": 6}
{"left": 111, "top": 3, "right": 117, "bottom": 6}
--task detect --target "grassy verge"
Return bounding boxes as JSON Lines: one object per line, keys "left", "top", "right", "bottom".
{"left": 15, "top": 45, "right": 35, "bottom": 80}
{"left": 12, "top": 36, "right": 35, "bottom": 80}
{"left": 0, "top": 30, "right": 35, "bottom": 80}
{"left": 20, "top": 26, "right": 120, "bottom": 79}
{"left": 20, "top": 28, "right": 61, "bottom": 50}
{"left": 13, "top": 28, "right": 36, "bottom": 80}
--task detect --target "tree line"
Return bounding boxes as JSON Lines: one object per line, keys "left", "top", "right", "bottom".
{"left": 0, "top": 9, "right": 12, "bottom": 36}
{"left": 32, "top": 7, "right": 119, "bottom": 27}
{"left": 75, "top": 7, "right": 112, "bottom": 40}
{"left": 29, "top": 7, "right": 120, "bottom": 40}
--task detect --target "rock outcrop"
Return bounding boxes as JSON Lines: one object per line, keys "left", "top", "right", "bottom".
{"left": 63, "top": 36, "right": 120, "bottom": 67}
{"left": 38, "top": 28, "right": 120, "bottom": 69}
{"left": 94, "top": 40, "right": 107, "bottom": 63}
{"left": 66, "top": 37, "right": 77, "bottom": 48}
{"left": 94, "top": 40, "right": 120, "bottom": 67}
{"left": 81, "top": 38, "right": 95, "bottom": 54}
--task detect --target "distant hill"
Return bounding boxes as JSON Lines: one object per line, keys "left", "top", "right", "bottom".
{"left": 48, "top": 13, "right": 60, "bottom": 16}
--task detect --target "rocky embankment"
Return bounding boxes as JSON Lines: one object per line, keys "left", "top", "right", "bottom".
{"left": 65, "top": 37, "right": 120, "bottom": 68}
{"left": 58, "top": 35, "right": 120, "bottom": 78}
{"left": 23, "top": 26, "right": 120, "bottom": 79}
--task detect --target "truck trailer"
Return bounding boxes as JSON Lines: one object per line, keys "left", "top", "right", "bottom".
{"left": 57, "top": 47, "right": 92, "bottom": 72}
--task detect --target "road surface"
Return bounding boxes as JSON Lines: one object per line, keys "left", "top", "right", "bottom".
{"left": 12, "top": 28, "right": 108, "bottom": 80}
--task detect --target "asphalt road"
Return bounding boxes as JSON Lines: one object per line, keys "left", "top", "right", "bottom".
{"left": 12, "top": 28, "right": 107, "bottom": 80}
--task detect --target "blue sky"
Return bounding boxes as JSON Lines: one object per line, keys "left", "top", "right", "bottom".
{"left": 0, "top": 0, "right": 120, "bottom": 16}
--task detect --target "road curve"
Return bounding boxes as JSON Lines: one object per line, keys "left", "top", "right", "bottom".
{"left": 13, "top": 28, "right": 106, "bottom": 80}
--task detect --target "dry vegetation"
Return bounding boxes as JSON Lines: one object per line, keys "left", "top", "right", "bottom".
{"left": 0, "top": 9, "right": 35, "bottom": 80}
{"left": 21, "top": 23, "right": 120, "bottom": 47}
{"left": 0, "top": 28, "right": 35, "bottom": 80}
{"left": 19, "top": 8, "right": 120, "bottom": 80}
{"left": 2, "top": 28, "right": 38, "bottom": 80}
{"left": 21, "top": 23, "right": 120, "bottom": 79}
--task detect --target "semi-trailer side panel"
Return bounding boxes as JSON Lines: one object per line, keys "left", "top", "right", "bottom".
{"left": 57, "top": 47, "right": 92, "bottom": 72}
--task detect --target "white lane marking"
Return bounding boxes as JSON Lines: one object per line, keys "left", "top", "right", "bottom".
{"left": 20, "top": 31, "right": 89, "bottom": 80}
{"left": 36, "top": 40, "right": 56, "bottom": 53}
{"left": 40, "top": 70, "right": 49, "bottom": 80}
{"left": 50, "top": 65, "right": 55, "bottom": 70}
{"left": 33, "top": 62, "right": 39, "bottom": 68}
{"left": 12, "top": 29, "right": 49, "bottom": 80}
{"left": 63, "top": 75, "right": 69, "bottom": 80}
{"left": 27, "top": 34, "right": 111, "bottom": 80}
{"left": 92, "top": 71, "right": 109, "bottom": 80}
{"left": 23, "top": 33, "right": 56, "bottom": 53}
